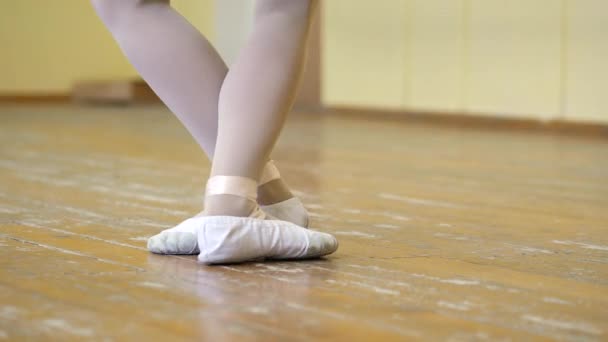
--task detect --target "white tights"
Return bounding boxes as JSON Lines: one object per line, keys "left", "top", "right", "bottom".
{"left": 91, "top": 0, "right": 316, "bottom": 215}
{"left": 92, "top": 0, "right": 337, "bottom": 263}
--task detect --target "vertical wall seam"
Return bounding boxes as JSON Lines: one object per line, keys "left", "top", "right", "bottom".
{"left": 559, "top": 0, "right": 569, "bottom": 120}
{"left": 402, "top": 0, "right": 412, "bottom": 110}
{"left": 461, "top": 0, "right": 471, "bottom": 114}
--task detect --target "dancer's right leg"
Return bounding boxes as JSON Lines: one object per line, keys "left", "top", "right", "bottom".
{"left": 91, "top": 0, "right": 307, "bottom": 222}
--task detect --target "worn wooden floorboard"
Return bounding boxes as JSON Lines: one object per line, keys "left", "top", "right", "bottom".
{"left": 0, "top": 104, "right": 606, "bottom": 341}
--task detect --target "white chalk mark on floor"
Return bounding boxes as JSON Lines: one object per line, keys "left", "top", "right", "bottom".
{"left": 334, "top": 231, "right": 377, "bottom": 239}
{"left": 522, "top": 314, "right": 602, "bottom": 335}
{"left": 378, "top": 193, "right": 462, "bottom": 209}
{"left": 373, "top": 224, "right": 400, "bottom": 230}
{"left": 341, "top": 208, "right": 362, "bottom": 214}
{"left": 129, "top": 236, "right": 149, "bottom": 242}
{"left": 411, "top": 273, "right": 480, "bottom": 286}
{"left": 0, "top": 306, "right": 22, "bottom": 320}
{"left": 42, "top": 319, "right": 94, "bottom": 337}
{"left": 552, "top": 240, "right": 608, "bottom": 251}
{"left": 542, "top": 297, "right": 572, "bottom": 305}
{"left": 434, "top": 232, "right": 470, "bottom": 241}
{"left": 136, "top": 282, "right": 167, "bottom": 289}
{"left": 437, "top": 300, "right": 471, "bottom": 311}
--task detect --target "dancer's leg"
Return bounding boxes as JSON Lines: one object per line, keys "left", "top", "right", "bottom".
{"left": 205, "top": 0, "right": 318, "bottom": 216}
{"left": 91, "top": 0, "right": 305, "bottom": 214}
{"left": 90, "top": 0, "right": 225, "bottom": 157}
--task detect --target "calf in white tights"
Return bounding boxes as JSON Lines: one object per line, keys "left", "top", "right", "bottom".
{"left": 90, "top": 0, "right": 337, "bottom": 264}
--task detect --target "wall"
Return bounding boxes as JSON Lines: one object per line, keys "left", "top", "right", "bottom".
{"left": 0, "top": 0, "right": 214, "bottom": 94}
{"left": 322, "top": 0, "right": 408, "bottom": 109}
{"left": 564, "top": 0, "right": 608, "bottom": 123}
{"left": 2, "top": 1, "right": 605, "bottom": 124}
{"left": 322, "top": 0, "right": 608, "bottom": 123}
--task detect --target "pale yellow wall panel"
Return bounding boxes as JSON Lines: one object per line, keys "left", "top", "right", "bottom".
{"left": 0, "top": 0, "right": 213, "bottom": 94}
{"left": 0, "top": 1, "right": 135, "bottom": 93}
{"left": 564, "top": 0, "right": 608, "bottom": 123}
{"left": 405, "top": 0, "right": 466, "bottom": 113}
{"left": 322, "top": 0, "right": 407, "bottom": 109}
{"left": 466, "top": 0, "right": 562, "bottom": 119}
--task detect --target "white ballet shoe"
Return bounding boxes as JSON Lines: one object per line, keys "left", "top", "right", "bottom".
{"left": 196, "top": 216, "right": 338, "bottom": 265}
{"left": 259, "top": 160, "right": 310, "bottom": 227}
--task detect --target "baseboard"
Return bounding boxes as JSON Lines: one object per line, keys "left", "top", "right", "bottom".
{"left": 1, "top": 79, "right": 160, "bottom": 106}
{"left": 327, "top": 106, "right": 608, "bottom": 139}
{"left": 72, "top": 79, "right": 160, "bottom": 104}
{"left": 0, "top": 93, "right": 71, "bottom": 104}
{"left": 2, "top": 93, "right": 605, "bottom": 138}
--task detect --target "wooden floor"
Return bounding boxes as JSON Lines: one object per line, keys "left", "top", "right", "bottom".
{"left": 1, "top": 104, "right": 607, "bottom": 341}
